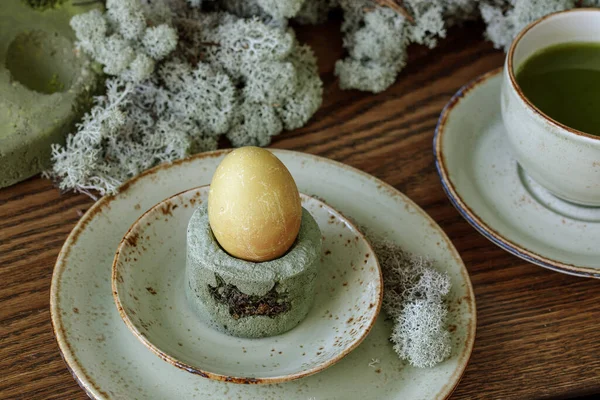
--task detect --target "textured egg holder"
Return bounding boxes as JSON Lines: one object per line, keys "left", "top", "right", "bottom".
{"left": 186, "top": 202, "right": 322, "bottom": 338}
{"left": 112, "top": 185, "right": 383, "bottom": 384}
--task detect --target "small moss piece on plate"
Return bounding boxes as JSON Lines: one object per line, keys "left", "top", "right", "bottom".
{"left": 372, "top": 238, "right": 452, "bottom": 368}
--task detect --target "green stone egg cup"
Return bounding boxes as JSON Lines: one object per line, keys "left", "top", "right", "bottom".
{"left": 186, "top": 203, "right": 321, "bottom": 339}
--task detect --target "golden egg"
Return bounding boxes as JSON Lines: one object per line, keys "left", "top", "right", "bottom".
{"left": 208, "top": 147, "right": 302, "bottom": 262}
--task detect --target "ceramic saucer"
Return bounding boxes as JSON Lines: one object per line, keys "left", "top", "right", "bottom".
{"left": 112, "top": 187, "right": 382, "bottom": 384}
{"left": 435, "top": 68, "right": 600, "bottom": 278}
{"left": 51, "top": 150, "right": 475, "bottom": 399}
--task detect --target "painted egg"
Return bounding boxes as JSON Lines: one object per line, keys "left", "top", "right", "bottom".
{"left": 208, "top": 147, "right": 302, "bottom": 262}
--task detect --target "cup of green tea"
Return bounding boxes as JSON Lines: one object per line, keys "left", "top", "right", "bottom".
{"left": 502, "top": 8, "right": 600, "bottom": 206}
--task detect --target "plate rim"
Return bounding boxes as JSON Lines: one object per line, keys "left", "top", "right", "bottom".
{"left": 433, "top": 67, "right": 600, "bottom": 279}
{"left": 111, "top": 187, "right": 384, "bottom": 384}
{"left": 50, "top": 148, "right": 477, "bottom": 399}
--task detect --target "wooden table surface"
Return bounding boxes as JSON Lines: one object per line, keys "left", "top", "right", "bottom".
{"left": 2, "top": 21, "right": 599, "bottom": 400}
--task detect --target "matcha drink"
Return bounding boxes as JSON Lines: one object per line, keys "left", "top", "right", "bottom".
{"left": 516, "top": 42, "right": 600, "bottom": 136}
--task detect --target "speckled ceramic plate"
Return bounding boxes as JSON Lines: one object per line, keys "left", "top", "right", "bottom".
{"left": 435, "top": 68, "right": 600, "bottom": 278}
{"left": 113, "top": 187, "right": 382, "bottom": 384}
{"left": 51, "top": 150, "right": 475, "bottom": 399}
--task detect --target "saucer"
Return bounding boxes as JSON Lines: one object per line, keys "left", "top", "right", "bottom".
{"left": 434, "top": 68, "right": 600, "bottom": 278}
{"left": 112, "top": 187, "right": 382, "bottom": 384}
{"left": 51, "top": 149, "right": 475, "bottom": 399}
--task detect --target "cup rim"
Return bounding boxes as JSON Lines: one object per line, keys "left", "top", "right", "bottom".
{"left": 507, "top": 7, "right": 600, "bottom": 142}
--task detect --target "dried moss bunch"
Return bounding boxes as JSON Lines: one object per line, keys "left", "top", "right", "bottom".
{"left": 47, "top": 0, "right": 600, "bottom": 196}
{"left": 47, "top": 0, "right": 322, "bottom": 196}
{"left": 211, "top": 0, "right": 600, "bottom": 93}
{"left": 370, "top": 237, "right": 452, "bottom": 368}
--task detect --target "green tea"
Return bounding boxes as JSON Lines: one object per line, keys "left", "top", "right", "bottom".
{"left": 516, "top": 42, "right": 600, "bottom": 136}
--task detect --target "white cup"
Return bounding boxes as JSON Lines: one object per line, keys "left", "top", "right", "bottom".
{"left": 501, "top": 8, "right": 600, "bottom": 206}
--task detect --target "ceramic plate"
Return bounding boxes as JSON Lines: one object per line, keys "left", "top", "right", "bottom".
{"left": 113, "top": 187, "right": 382, "bottom": 383}
{"left": 435, "top": 68, "right": 600, "bottom": 278}
{"left": 51, "top": 150, "right": 476, "bottom": 399}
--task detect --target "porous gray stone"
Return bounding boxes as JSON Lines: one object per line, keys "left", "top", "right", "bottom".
{"left": 186, "top": 204, "right": 321, "bottom": 338}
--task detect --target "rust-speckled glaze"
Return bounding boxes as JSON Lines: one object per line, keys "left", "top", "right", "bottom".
{"left": 112, "top": 186, "right": 382, "bottom": 384}
{"left": 51, "top": 149, "right": 476, "bottom": 399}
{"left": 435, "top": 69, "right": 600, "bottom": 277}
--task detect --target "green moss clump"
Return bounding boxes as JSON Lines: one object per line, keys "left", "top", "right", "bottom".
{"left": 208, "top": 275, "right": 291, "bottom": 320}
{"left": 22, "top": 0, "right": 68, "bottom": 11}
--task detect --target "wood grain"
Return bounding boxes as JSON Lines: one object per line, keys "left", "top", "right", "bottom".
{"left": 2, "top": 21, "right": 600, "bottom": 400}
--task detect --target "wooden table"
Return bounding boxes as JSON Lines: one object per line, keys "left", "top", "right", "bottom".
{"left": 2, "top": 21, "right": 599, "bottom": 400}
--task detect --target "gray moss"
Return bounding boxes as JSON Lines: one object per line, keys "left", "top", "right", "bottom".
{"left": 186, "top": 204, "right": 321, "bottom": 338}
